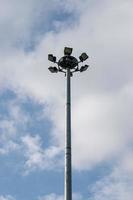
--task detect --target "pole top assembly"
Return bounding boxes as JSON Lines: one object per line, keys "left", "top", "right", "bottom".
{"left": 48, "top": 47, "right": 89, "bottom": 75}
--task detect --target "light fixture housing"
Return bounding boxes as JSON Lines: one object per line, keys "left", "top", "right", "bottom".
{"left": 64, "top": 47, "right": 73, "bottom": 56}
{"left": 79, "top": 53, "right": 89, "bottom": 62}
{"left": 48, "top": 54, "right": 56, "bottom": 63}
{"left": 80, "top": 65, "right": 89, "bottom": 72}
{"left": 48, "top": 66, "right": 58, "bottom": 73}
{"left": 58, "top": 56, "right": 78, "bottom": 69}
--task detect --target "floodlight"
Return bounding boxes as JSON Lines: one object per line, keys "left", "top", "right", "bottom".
{"left": 80, "top": 65, "right": 89, "bottom": 72}
{"left": 48, "top": 66, "right": 58, "bottom": 73}
{"left": 48, "top": 54, "right": 56, "bottom": 62}
{"left": 79, "top": 53, "right": 89, "bottom": 62}
{"left": 64, "top": 47, "right": 73, "bottom": 56}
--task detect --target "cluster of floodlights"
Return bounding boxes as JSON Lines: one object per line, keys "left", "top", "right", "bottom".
{"left": 48, "top": 47, "right": 89, "bottom": 75}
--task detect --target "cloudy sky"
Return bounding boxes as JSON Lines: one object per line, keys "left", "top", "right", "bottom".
{"left": 0, "top": 0, "right": 133, "bottom": 200}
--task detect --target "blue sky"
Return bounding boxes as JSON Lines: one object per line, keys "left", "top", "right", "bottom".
{"left": 0, "top": 0, "right": 133, "bottom": 200}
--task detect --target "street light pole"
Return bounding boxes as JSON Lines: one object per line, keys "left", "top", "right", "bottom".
{"left": 65, "top": 68, "right": 72, "bottom": 200}
{"left": 48, "top": 47, "right": 89, "bottom": 200}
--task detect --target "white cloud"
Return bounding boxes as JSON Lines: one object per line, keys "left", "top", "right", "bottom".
{"left": 0, "top": 140, "right": 19, "bottom": 155}
{"left": 38, "top": 193, "right": 83, "bottom": 200}
{"left": 0, "top": 193, "right": 83, "bottom": 200}
{"left": 0, "top": 99, "right": 30, "bottom": 155}
{"left": 0, "top": 195, "right": 15, "bottom": 200}
{"left": 38, "top": 193, "right": 63, "bottom": 200}
{"left": 0, "top": 0, "right": 84, "bottom": 52}
{"left": 0, "top": 117, "right": 18, "bottom": 155}
{"left": 90, "top": 155, "right": 133, "bottom": 200}
{"left": 72, "top": 86, "right": 133, "bottom": 169}
{"left": 21, "top": 134, "right": 63, "bottom": 174}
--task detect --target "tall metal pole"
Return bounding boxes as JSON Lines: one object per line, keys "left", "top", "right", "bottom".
{"left": 48, "top": 47, "right": 89, "bottom": 200}
{"left": 65, "top": 68, "right": 72, "bottom": 200}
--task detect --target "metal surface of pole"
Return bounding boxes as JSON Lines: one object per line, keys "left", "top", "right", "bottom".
{"left": 65, "top": 68, "right": 72, "bottom": 200}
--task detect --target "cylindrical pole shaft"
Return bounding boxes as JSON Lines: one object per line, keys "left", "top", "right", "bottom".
{"left": 65, "top": 68, "right": 72, "bottom": 200}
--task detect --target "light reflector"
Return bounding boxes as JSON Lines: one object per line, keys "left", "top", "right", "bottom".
{"left": 48, "top": 54, "right": 56, "bottom": 62}
{"left": 79, "top": 53, "right": 89, "bottom": 62}
{"left": 48, "top": 66, "right": 58, "bottom": 73}
{"left": 80, "top": 65, "right": 89, "bottom": 72}
{"left": 64, "top": 47, "right": 73, "bottom": 56}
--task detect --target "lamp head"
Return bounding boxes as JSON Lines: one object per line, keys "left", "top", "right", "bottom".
{"left": 80, "top": 65, "right": 89, "bottom": 72}
{"left": 48, "top": 54, "right": 56, "bottom": 63}
{"left": 64, "top": 47, "right": 73, "bottom": 56}
{"left": 48, "top": 66, "right": 58, "bottom": 73}
{"left": 79, "top": 53, "right": 89, "bottom": 62}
